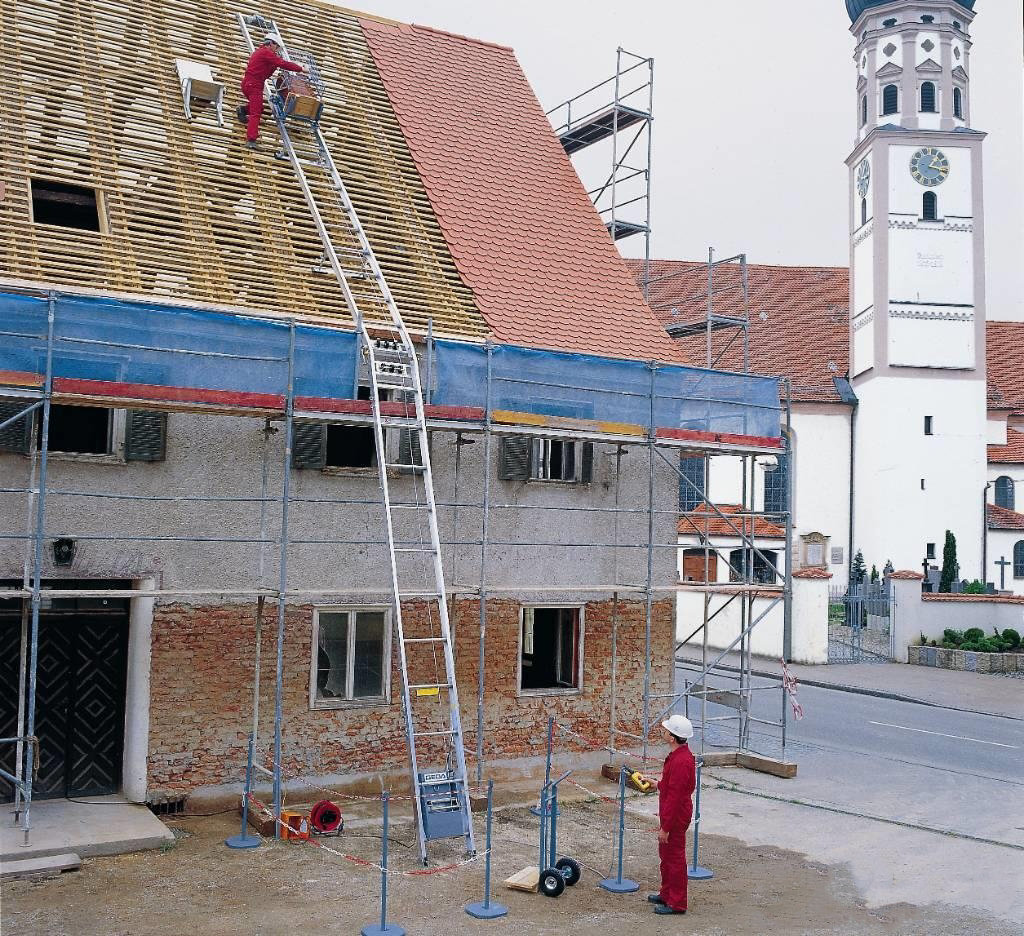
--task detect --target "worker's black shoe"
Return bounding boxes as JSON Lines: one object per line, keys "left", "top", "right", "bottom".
{"left": 647, "top": 895, "right": 665, "bottom": 905}
{"left": 654, "top": 905, "right": 686, "bottom": 915}
{"left": 236, "top": 104, "right": 249, "bottom": 125}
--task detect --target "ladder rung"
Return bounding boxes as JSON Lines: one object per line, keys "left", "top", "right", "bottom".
{"left": 410, "top": 683, "right": 451, "bottom": 691}
{"left": 393, "top": 546, "right": 436, "bottom": 552}
{"left": 414, "top": 729, "right": 457, "bottom": 738}
{"left": 398, "top": 591, "right": 443, "bottom": 598}
{"left": 403, "top": 636, "right": 446, "bottom": 643}
{"left": 390, "top": 502, "right": 432, "bottom": 509}
{"left": 381, "top": 419, "right": 421, "bottom": 429}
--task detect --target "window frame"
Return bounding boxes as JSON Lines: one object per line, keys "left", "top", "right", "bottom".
{"left": 953, "top": 86, "right": 963, "bottom": 119}
{"left": 922, "top": 191, "right": 938, "bottom": 222}
{"left": 924, "top": 415, "right": 933, "bottom": 436}
{"left": 994, "top": 476, "right": 1015, "bottom": 511}
{"left": 728, "top": 547, "right": 779, "bottom": 585}
{"left": 919, "top": 81, "right": 937, "bottom": 114}
{"left": 882, "top": 84, "right": 899, "bottom": 116}
{"left": 309, "top": 605, "right": 393, "bottom": 710}
{"left": 517, "top": 604, "right": 584, "bottom": 697}
{"left": 28, "top": 177, "right": 109, "bottom": 234}
{"left": 530, "top": 438, "right": 578, "bottom": 483}
{"left": 926, "top": 542, "right": 936, "bottom": 560}
{"left": 860, "top": 94, "right": 868, "bottom": 127}
{"left": 40, "top": 405, "right": 127, "bottom": 464}
{"left": 1014, "top": 541, "right": 1024, "bottom": 579}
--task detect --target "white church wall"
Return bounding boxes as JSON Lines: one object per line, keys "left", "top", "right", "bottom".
{"left": 854, "top": 376, "right": 988, "bottom": 581}
{"left": 986, "top": 528, "right": 1024, "bottom": 596}
{"left": 888, "top": 227, "right": 974, "bottom": 305}
{"left": 791, "top": 406, "right": 852, "bottom": 590}
{"left": 987, "top": 418, "right": 1008, "bottom": 446}
{"left": 706, "top": 455, "right": 745, "bottom": 508}
{"left": 915, "top": 32, "right": 941, "bottom": 69}
{"left": 852, "top": 312, "right": 874, "bottom": 376}
{"left": 888, "top": 311, "right": 975, "bottom": 368}
{"left": 853, "top": 226, "right": 874, "bottom": 313}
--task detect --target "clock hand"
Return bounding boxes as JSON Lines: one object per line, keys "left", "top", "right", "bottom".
{"left": 929, "top": 156, "right": 944, "bottom": 171}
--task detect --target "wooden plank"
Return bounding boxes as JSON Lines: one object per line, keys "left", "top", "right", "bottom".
{"left": 1, "top": 852, "right": 81, "bottom": 881}
{"left": 698, "top": 752, "right": 738, "bottom": 768}
{"left": 689, "top": 683, "right": 747, "bottom": 711}
{"left": 504, "top": 866, "right": 539, "bottom": 893}
{"left": 737, "top": 753, "right": 798, "bottom": 779}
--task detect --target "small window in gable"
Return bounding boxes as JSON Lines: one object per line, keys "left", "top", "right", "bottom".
{"left": 922, "top": 191, "right": 938, "bottom": 221}
{"left": 882, "top": 84, "right": 899, "bottom": 116}
{"left": 953, "top": 87, "right": 963, "bottom": 119}
{"left": 920, "top": 81, "right": 937, "bottom": 113}
{"left": 30, "top": 179, "right": 104, "bottom": 232}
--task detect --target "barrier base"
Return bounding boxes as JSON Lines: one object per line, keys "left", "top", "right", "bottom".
{"left": 224, "top": 833, "right": 262, "bottom": 849}
{"left": 599, "top": 876, "right": 639, "bottom": 893}
{"left": 687, "top": 865, "right": 714, "bottom": 881}
{"left": 361, "top": 926, "right": 405, "bottom": 936}
{"left": 465, "top": 900, "right": 509, "bottom": 919}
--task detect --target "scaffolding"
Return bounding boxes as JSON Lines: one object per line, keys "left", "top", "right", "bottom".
{"left": 547, "top": 49, "right": 653, "bottom": 298}
{"left": 0, "top": 285, "right": 790, "bottom": 850}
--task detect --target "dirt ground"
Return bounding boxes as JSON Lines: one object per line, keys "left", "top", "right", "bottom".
{"left": 1, "top": 799, "right": 1007, "bottom": 936}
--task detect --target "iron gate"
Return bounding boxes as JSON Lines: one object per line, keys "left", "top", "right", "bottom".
{"left": 828, "top": 582, "right": 894, "bottom": 663}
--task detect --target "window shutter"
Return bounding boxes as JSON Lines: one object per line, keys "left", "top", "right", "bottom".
{"left": 579, "top": 442, "right": 594, "bottom": 483}
{"left": 882, "top": 84, "right": 898, "bottom": 115}
{"left": 0, "top": 399, "right": 33, "bottom": 454}
{"left": 398, "top": 427, "right": 424, "bottom": 474}
{"left": 291, "top": 422, "right": 325, "bottom": 469}
{"left": 498, "top": 436, "right": 531, "bottom": 481}
{"left": 920, "top": 82, "right": 936, "bottom": 113}
{"left": 124, "top": 410, "right": 167, "bottom": 462}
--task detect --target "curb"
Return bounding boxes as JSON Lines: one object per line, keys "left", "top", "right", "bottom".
{"left": 674, "top": 657, "right": 1023, "bottom": 722}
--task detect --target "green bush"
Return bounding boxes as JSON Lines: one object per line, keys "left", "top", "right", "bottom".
{"left": 1001, "top": 628, "right": 1021, "bottom": 649}
{"left": 978, "top": 638, "right": 1002, "bottom": 653}
{"left": 964, "top": 580, "right": 987, "bottom": 595}
{"left": 943, "top": 628, "right": 964, "bottom": 646}
{"left": 963, "top": 627, "right": 985, "bottom": 642}
{"left": 960, "top": 640, "right": 984, "bottom": 652}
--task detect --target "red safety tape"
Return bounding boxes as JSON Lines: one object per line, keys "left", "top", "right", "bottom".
{"left": 780, "top": 659, "right": 805, "bottom": 720}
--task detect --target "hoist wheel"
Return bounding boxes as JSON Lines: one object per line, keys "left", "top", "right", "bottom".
{"left": 539, "top": 868, "right": 565, "bottom": 897}
{"left": 556, "top": 856, "right": 582, "bottom": 886}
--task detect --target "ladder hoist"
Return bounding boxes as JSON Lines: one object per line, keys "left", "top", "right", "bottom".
{"left": 235, "top": 12, "right": 474, "bottom": 865}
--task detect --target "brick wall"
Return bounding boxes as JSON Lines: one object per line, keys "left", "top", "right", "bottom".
{"left": 148, "top": 597, "right": 673, "bottom": 793}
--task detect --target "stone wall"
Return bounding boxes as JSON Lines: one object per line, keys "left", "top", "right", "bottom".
{"left": 907, "top": 645, "right": 1024, "bottom": 673}
{"left": 147, "top": 596, "right": 673, "bottom": 795}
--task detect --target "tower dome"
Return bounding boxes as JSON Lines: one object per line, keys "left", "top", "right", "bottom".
{"left": 845, "top": 0, "right": 975, "bottom": 22}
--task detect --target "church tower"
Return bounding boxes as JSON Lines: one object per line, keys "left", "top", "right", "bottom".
{"left": 845, "top": 0, "right": 987, "bottom": 579}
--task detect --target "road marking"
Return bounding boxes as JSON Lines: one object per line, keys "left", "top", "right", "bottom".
{"left": 869, "top": 721, "right": 1018, "bottom": 749}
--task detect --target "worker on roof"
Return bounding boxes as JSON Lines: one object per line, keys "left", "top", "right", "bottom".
{"left": 237, "top": 36, "right": 306, "bottom": 149}
{"left": 645, "top": 714, "right": 696, "bottom": 916}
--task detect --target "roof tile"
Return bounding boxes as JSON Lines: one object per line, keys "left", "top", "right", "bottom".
{"left": 678, "top": 504, "right": 785, "bottom": 539}
{"left": 988, "top": 429, "right": 1024, "bottom": 464}
{"left": 987, "top": 502, "right": 1024, "bottom": 531}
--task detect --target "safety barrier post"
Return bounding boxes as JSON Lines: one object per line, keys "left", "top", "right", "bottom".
{"left": 599, "top": 767, "right": 639, "bottom": 893}
{"left": 531, "top": 716, "right": 554, "bottom": 816}
{"left": 362, "top": 792, "right": 405, "bottom": 936}
{"left": 466, "top": 779, "right": 508, "bottom": 919}
{"left": 225, "top": 735, "right": 261, "bottom": 849}
{"left": 687, "top": 760, "right": 713, "bottom": 880}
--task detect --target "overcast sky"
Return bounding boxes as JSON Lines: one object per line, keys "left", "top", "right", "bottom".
{"left": 346, "top": 0, "right": 1023, "bottom": 320}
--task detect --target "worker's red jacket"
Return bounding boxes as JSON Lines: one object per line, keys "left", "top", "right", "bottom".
{"left": 658, "top": 743, "right": 696, "bottom": 832}
{"left": 241, "top": 45, "right": 303, "bottom": 94}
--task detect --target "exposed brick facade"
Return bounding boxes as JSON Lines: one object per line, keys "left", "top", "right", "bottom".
{"left": 148, "top": 597, "right": 673, "bottom": 794}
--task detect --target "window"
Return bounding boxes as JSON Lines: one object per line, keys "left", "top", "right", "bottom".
{"left": 883, "top": 18, "right": 897, "bottom": 28}
{"left": 681, "top": 548, "right": 718, "bottom": 584}
{"left": 30, "top": 179, "right": 103, "bottom": 232}
{"left": 926, "top": 542, "right": 936, "bottom": 560}
{"left": 763, "top": 436, "right": 789, "bottom": 516}
{"left": 860, "top": 95, "right": 868, "bottom": 127}
{"left": 861, "top": 198, "right": 868, "bottom": 227}
{"left": 921, "top": 478, "right": 926, "bottom": 490}
{"left": 679, "top": 455, "right": 706, "bottom": 512}
{"left": 520, "top": 607, "right": 581, "bottom": 692}
{"left": 921, "top": 15, "right": 935, "bottom": 23}
{"left": 995, "top": 476, "right": 1015, "bottom": 510}
{"left": 924, "top": 415, "right": 933, "bottom": 435}
{"left": 312, "top": 608, "right": 390, "bottom": 706}
{"left": 882, "top": 84, "right": 899, "bottom": 116}
{"left": 922, "top": 191, "right": 938, "bottom": 221}
{"left": 953, "top": 87, "right": 963, "bottom": 119}
{"left": 728, "top": 548, "right": 778, "bottom": 585}
{"left": 39, "top": 404, "right": 114, "bottom": 455}
{"left": 498, "top": 436, "right": 593, "bottom": 484}
{"left": 1015, "top": 541, "right": 1024, "bottom": 579}
{"left": 17, "top": 404, "right": 165, "bottom": 461}
{"left": 920, "top": 81, "right": 937, "bottom": 113}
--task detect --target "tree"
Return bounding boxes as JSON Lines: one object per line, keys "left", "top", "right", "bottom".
{"left": 939, "top": 530, "right": 958, "bottom": 593}
{"left": 852, "top": 549, "right": 866, "bottom": 585}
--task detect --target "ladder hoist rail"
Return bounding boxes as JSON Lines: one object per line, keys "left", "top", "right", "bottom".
{"left": 235, "top": 12, "right": 475, "bottom": 866}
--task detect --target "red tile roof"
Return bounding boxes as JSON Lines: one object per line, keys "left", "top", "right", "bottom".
{"left": 677, "top": 504, "right": 785, "bottom": 539}
{"left": 986, "top": 322, "right": 1024, "bottom": 412}
{"left": 988, "top": 429, "right": 1024, "bottom": 464}
{"left": 987, "top": 503, "right": 1024, "bottom": 531}
{"left": 360, "top": 20, "right": 685, "bottom": 364}
{"left": 890, "top": 570, "right": 924, "bottom": 580}
{"left": 793, "top": 567, "right": 832, "bottom": 579}
{"left": 628, "top": 260, "right": 849, "bottom": 401}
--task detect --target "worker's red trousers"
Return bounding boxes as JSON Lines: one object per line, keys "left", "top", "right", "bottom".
{"left": 658, "top": 826, "right": 689, "bottom": 912}
{"left": 241, "top": 81, "right": 264, "bottom": 142}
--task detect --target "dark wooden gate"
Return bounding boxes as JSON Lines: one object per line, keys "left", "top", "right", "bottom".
{"left": 0, "top": 594, "right": 129, "bottom": 801}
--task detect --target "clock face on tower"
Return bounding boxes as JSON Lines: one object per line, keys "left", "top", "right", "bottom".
{"left": 856, "top": 159, "right": 871, "bottom": 198}
{"left": 910, "top": 147, "right": 950, "bottom": 187}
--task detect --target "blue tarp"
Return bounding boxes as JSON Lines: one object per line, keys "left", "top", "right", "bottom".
{"left": 0, "top": 291, "right": 780, "bottom": 439}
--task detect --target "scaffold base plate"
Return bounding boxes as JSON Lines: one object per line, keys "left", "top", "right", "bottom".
{"left": 465, "top": 900, "right": 509, "bottom": 919}
{"left": 599, "top": 876, "right": 639, "bottom": 893}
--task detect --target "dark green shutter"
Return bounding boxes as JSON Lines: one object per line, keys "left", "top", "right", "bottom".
{"left": 580, "top": 442, "right": 594, "bottom": 483}
{"left": 125, "top": 410, "right": 167, "bottom": 461}
{"left": 292, "top": 422, "right": 325, "bottom": 469}
{"left": 498, "top": 436, "right": 531, "bottom": 480}
{"left": 0, "top": 399, "right": 33, "bottom": 454}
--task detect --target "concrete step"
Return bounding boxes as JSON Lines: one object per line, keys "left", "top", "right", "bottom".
{"left": 0, "top": 851, "right": 80, "bottom": 881}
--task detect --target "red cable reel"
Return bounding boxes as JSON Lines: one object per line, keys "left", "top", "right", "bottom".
{"left": 309, "top": 799, "right": 343, "bottom": 835}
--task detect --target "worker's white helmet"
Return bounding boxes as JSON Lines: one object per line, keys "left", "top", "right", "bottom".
{"left": 263, "top": 35, "right": 282, "bottom": 47}
{"left": 662, "top": 714, "right": 694, "bottom": 740}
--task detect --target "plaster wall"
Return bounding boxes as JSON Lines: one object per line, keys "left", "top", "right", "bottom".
{"left": 853, "top": 313, "right": 875, "bottom": 376}
{"left": 853, "top": 226, "right": 874, "bottom": 313}
{"left": 986, "top": 418, "right": 1007, "bottom": 446}
{"left": 888, "top": 227, "right": 974, "bottom": 305}
{"left": 986, "top": 528, "right": 1024, "bottom": 596}
{"left": 853, "top": 376, "right": 987, "bottom": 579}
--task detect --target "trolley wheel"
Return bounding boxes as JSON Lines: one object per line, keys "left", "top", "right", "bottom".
{"left": 539, "top": 867, "right": 566, "bottom": 898}
{"left": 556, "top": 856, "right": 582, "bottom": 886}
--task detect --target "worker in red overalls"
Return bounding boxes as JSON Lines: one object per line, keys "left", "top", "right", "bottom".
{"left": 237, "top": 36, "right": 306, "bottom": 148}
{"left": 646, "top": 713, "right": 696, "bottom": 916}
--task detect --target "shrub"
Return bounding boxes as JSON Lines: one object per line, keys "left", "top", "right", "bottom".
{"left": 1001, "top": 628, "right": 1021, "bottom": 649}
{"left": 964, "top": 580, "right": 987, "bottom": 594}
{"left": 960, "top": 640, "right": 983, "bottom": 652}
{"left": 943, "top": 629, "right": 964, "bottom": 646}
{"left": 978, "top": 638, "right": 1002, "bottom": 653}
{"left": 963, "top": 627, "right": 985, "bottom": 642}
